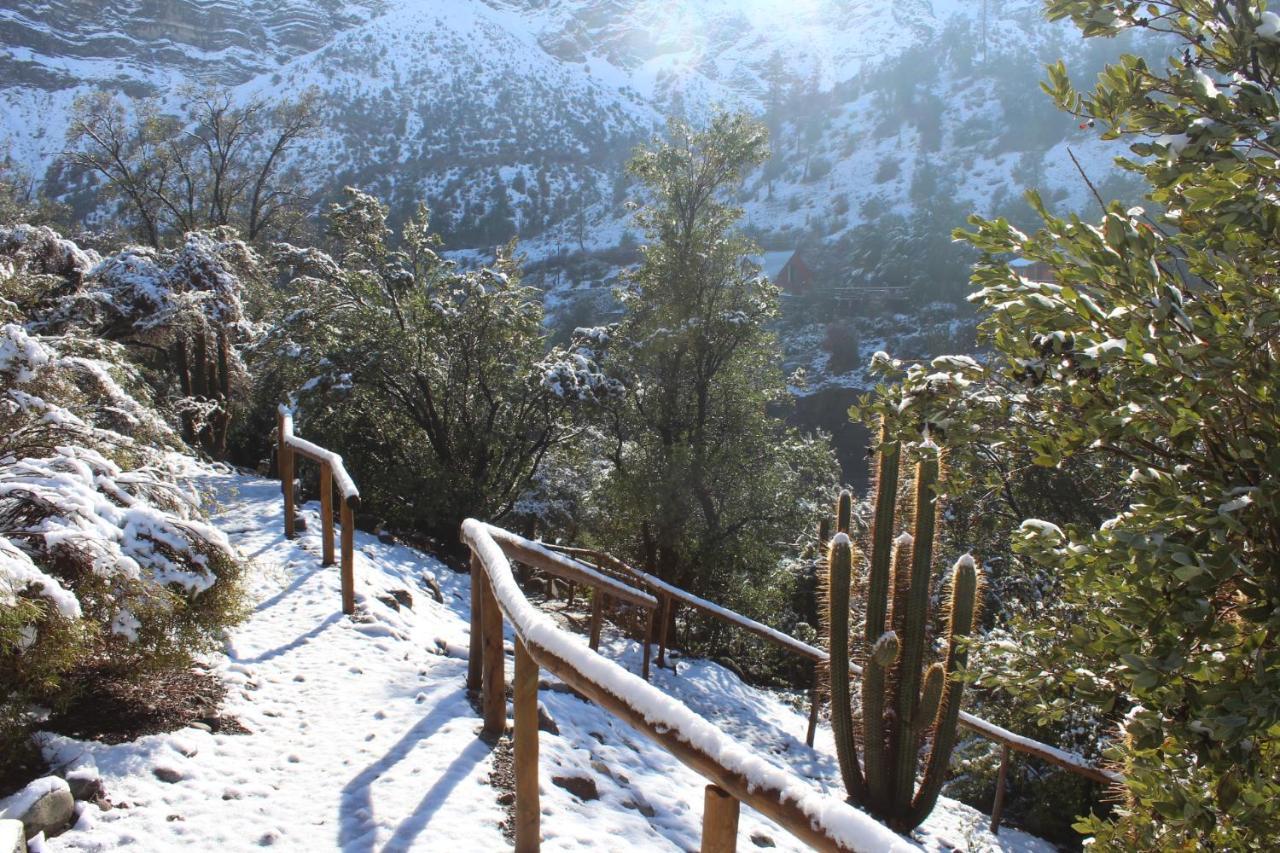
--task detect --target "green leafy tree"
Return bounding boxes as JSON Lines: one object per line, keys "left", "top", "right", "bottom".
{"left": 591, "top": 113, "right": 837, "bottom": 629}
{"left": 864, "top": 1, "right": 1280, "bottom": 846}
{"left": 256, "top": 189, "right": 613, "bottom": 545}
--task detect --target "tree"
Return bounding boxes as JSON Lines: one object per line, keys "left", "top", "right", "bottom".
{"left": 66, "top": 88, "right": 319, "bottom": 247}
{"left": 0, "top": 155, "right": 65, "bottom": 227}
{"left": 258, "top": 189, "right": 614, "bottom": 544}
{"left": 591, "top": 113, "right": 837, "bottom": 623}
{"left": 870, "top": 1, "right": 1280, "bottom": 845}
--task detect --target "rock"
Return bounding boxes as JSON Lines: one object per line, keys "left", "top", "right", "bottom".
{"left": 293, "top": 513, "right": 307, "bottom": 531}
{"left": 0, "top": 778, "right": 75, "bottom": 840}
{"left": 750, "top": 831, "right": 776, "bottom": 847}
{"left": 0, "top": 819, "right": 26, "bottom": 852}
{"left": 550, "top": 774, "right": 598, "bottom": 801}
{"left": 621, "top": 791, "right": 655, "bottom": 817}
{"left": 715, "top": 656, "right": 745, "bottom": 679}
{"left": 153, "top": 767, "right": 184, "bottom": 784}
{"left": 187, "top": 721, "right": 212, "bottom": 732}
{"left": 536, "top": 702, "right": 559, "bottom": 735}
{"left": 421, "top": 573, "right": 444, "bottom": 604}
{"left": 588, "top": 761, "right": 627, "bottom": 786}
{"left": 495, "top": 791, "right": 515, "bottom": 806}
{"left": 377, "top": 589, "right": 414, "bottom": 611}
{"left": 65, "top": 774, "right": 103, "bottom": 804}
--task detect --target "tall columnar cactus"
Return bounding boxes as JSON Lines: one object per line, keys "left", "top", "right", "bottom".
{"left": 826, "top": 426, "right": 981, "bottom": 833}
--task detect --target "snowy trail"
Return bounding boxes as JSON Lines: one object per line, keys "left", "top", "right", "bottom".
{"left": 39, "top": 466, "right": 1051, "bottom": 852}
{"left": 44, "top": 469, "right": 506, "bottom": 852}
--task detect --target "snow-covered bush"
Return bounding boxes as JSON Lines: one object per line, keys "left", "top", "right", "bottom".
{"left": 1, "top": 225, "right": 263, "bottom": 459}
{"left": 0, "top": 323, "right": 244, "bottom": 760}
{"left": 249, "top": 191, "right": 610, "bottom": 545}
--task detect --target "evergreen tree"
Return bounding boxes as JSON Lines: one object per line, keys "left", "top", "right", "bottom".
{"left": 258, "top": 190, "right": 614, "bottom": 544}
{"left": 593, "top": 113, "right": 836, "bottom": 623}
{"left": 865, "top": 2, "right": 1280, "bottom": 845}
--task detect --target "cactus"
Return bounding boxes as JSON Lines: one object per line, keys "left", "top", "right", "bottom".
{"left": 825, "top": 424, "right": 981, "bottom": 833}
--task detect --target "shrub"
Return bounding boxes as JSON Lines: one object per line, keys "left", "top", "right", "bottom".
{"left": 253, "top": 191, "right": 614, "bottom": 545}
{"left": 857, "top": 1, "right": 1280, "bottom": 843}
{"left": 0, "top": 323, "right": 245, "bottom": 771}
{"left": 822, "top": 323, "right": 861, "bottom": 374}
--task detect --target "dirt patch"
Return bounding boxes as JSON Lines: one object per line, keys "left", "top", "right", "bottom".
{"left": 43, "top": 664, "right": 248, "bottom": 744}
{"left": 489, "top": 735, "right": 516, "bottom": 843}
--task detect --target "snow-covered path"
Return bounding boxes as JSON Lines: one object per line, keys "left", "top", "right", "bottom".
{"left": 39, "top": 466, "right": 1051, "bottom": 852}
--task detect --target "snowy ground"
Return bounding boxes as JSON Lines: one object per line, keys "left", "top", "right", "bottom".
{"left": 32, "top": 465, "right": 1052, "bottom": 852}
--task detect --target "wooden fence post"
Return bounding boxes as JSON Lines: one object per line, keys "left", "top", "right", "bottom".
{"left": 319, "top": 462, "right": 334, "bottom": 567}
{"left": 588, "top": 591, "right": 603, "bottom": 652}
{"left": 468, "top": 551, "right": 483, "bottom": 690}
{"left": 278, "top": 410, "right": 295, "bottom": 540}
{"left": 642, "top": 607, "right": 654, "bottom": 682}
{"left": 513, "top": 638, "right": 540, "bottom": 852}
{"left": 657, "top": 592, "right": 672, "bottom": 668}
{"left": 480, "top": 571, "right": 506, "bottom": 736}
{"left": 340, "top": 500, "right": 355, "bottom": 615}
{"left": 805, "top": 662, "right": 822, "bottom": 748}
{"left": 990, "top": 744, "right": 1011, "bottom": 834}
{"left": 701, "top": 784, "right": 739, "bottom": 853}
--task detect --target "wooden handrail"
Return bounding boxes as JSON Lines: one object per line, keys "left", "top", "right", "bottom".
{"left": 276, "top": 405, "right": 359, "bottom": 614}
{"left": 278, "top": 405, "right": 360, "bottom": 505}
{"left": 543, "top": 544, "right": 1122, "bottom": 795}
{"left": 483, "top": 527, "right": 659, "bottom": 680}
{"left": 463, "top": 519, "right": 915, "bottom": 853}
{"left": 484, "top": 527, "right": 655, "bottom": 611}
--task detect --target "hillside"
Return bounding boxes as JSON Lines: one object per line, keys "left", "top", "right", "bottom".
{"left": 10, "top": 463, "right": 1053, "bottom": 852}
{"left": 3, "top": 1, "right": 1147, "bottom": 276}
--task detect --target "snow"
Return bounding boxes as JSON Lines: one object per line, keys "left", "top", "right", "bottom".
{"left": 1259, "top": 11, "right": 1280, "bottom": 40}
{"left": 0, "top": 323, "right": 52, "bottom": 383}
{"left": 755, "top": 251, "right": 795, "bottom": 282}
{"left": 466, "top": 519, "right": 912, "bottom": 852}
{"left": 549, "top": 540, "right": 826, "bottom": 661}
{"left": 0, "top": 537, "right": 82, "bottom": 620}
{"left": 32, "top": 465, "right": 1058, "bottom": 851}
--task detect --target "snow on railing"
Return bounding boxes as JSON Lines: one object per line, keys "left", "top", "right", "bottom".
{"left": 462, "top": 519, "right": 916, "bottom": 853}
{"left": 542, "top": 543, "right": 1122, "bottom": 833}
{"left": 276, "top": 404, "right": 360, "bottom": 614}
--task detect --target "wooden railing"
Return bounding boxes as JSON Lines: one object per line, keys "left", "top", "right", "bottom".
{"left": 265, "top": 419, "right": 1118, "bottom": 841}
{"left": 541, "top": 544, "right": 1121, "bottom": 834}
{"left": 462, "top": 519, "right": 916, "bottom": 853}
{"left": 276, "top": 405, "right": 361, "bottom": 614}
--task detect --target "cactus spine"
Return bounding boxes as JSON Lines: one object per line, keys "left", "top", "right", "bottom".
{"left": 825, "top": 424, "right": 981, "bottom": 833}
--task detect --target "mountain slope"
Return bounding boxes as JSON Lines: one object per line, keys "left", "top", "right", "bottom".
{"left": 2, "top": 0, "right": 1149, "bottom": 291}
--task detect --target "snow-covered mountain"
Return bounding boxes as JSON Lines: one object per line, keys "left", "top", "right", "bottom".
{"left": 2, "top": 1, "right": 1146, "bottom": 282}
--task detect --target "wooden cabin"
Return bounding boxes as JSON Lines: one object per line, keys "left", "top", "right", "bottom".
{"left": 757, "top": 250, "right": 814, "bottom": 294}
{"left": 1009, "top": 257, "right": 1056, "bottom": 283}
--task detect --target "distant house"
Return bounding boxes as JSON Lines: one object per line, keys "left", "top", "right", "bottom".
{"left": 1009, "top": 257, "right": 1056, "bottom": 283}
{"left": 756, "top": 250, "right": 814, "bottom": 294}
